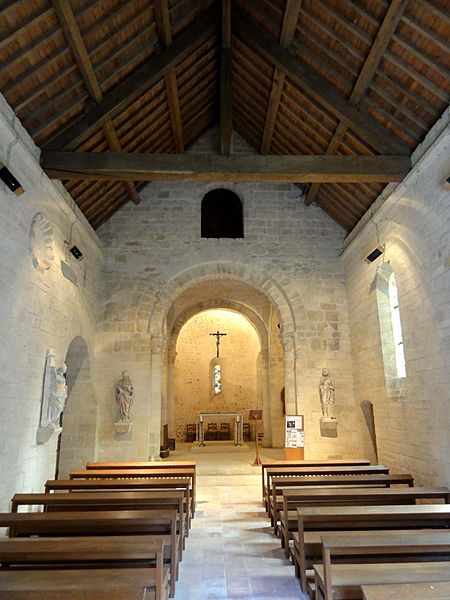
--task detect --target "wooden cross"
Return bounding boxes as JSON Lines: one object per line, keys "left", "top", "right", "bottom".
{"left": 209, "top": 330, "right": 227, "bottom": 357}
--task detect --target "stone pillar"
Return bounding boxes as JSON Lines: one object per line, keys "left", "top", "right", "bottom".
{"left": 167, "top": 343, "right": 177, "bottom": 438}
{"left": 261, "top": 347, "right": 273, "bottom": 447}
{"left": 148, "top": 335, "right": 163, "bottom": 460}
{"left": 282, "top": 331, "right": 297, "bottom": 414}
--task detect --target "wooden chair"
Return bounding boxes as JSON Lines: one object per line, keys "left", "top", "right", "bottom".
{"left": 186, "top": 424, "right": 195, "bottom": 443}
{"left": 205, "top": 423, "right": 218, "bottom": 441}
{"left": 243, "top": 422, "right": 250, "bottom": 442}
{"left": 219, "top": 422, "right": 229, "bottom": 440}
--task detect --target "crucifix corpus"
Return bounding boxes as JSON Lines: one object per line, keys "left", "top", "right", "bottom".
{"left": 209, "top": 330, "right": 227, "bottom": 358}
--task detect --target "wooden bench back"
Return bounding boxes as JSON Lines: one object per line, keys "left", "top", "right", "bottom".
{"left": 319, "top": 531, "right": 450, "bottom": 600}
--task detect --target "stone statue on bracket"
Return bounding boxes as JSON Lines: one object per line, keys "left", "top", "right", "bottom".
{"left": 319, "top": 367, "right": 336, "bottom": 421}
{"left": 114, "top": 370, "right": 134, "bottom": 433}
{"left": 37, "top": 348, "right": 68, "bottom": 444}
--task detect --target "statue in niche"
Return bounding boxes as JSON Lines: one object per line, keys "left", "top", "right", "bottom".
{"left": 37, "top": 348, "right": 68, "bottom": 442}
{"left": 319, "top": 368, "right": 336, "bottom": 419}
{"left": 115, "top": 370, "right": 134, "bottom": 422}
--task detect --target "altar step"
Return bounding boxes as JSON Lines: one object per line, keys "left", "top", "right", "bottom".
{"left": 190, "top": 440, "right": 250, "bottom": 453}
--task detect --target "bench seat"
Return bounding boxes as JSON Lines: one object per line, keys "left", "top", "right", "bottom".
{"left": 314, "top": 562, "right": 450, "bottom": 600}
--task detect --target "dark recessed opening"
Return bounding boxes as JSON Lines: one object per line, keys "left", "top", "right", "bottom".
{"left": 201, "top": 188, "right": 243, "bottom": 239}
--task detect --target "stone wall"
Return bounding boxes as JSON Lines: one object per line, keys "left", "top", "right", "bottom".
{"left": 0, "top": 94, "right": 103, "bottom": 509}
{"left": 343, "top": 108, "right": 450, "bottom": 486}
{"left": 96, "top": 129, "right": 367, "bottom": 460}
{"left": 173, "top": 309, "right": 262, "bottom": 441}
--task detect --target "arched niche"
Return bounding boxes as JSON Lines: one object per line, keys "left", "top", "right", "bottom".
{"left": 56, "top": 336, "right": 95, "bottom": 478}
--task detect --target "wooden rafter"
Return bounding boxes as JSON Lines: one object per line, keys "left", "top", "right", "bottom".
{"left": 41, "top": 151, "right": 411, "bottom": 183}
{"left": 261, "top": 0, "right": 302, "bottom": 154}
{"left": 305, "top": 0, "right": 409, "bottom": 205}
{"left": 51, "top": 0, "right": 139, "bottom": 203}
{"left": 233, "top": 8, "right": 409, "bottom": 157}
{"left": 44, "top": 6, "right": 218, "bottom": 151}
{"left": 154, "top": 0, "right": 184, "bottom": 153}
{"left": 220, "top": 0, "right": 232, "bottom": 155}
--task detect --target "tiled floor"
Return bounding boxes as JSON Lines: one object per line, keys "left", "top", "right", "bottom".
{"left": 171, "top": 444, "right": 308, "bottom": 599}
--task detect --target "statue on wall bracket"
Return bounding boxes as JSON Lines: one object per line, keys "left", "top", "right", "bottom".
{"left": 319, "top": 367, "right": 338, "bottom": 437}
{"left": 113, "top": 370, "right": 134, "bottom": 434}
{"left": 37, "top": 348, "right": 68, "bottom": 444}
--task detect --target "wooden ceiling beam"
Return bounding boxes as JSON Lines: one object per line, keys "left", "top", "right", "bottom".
{"left": 52, "top": 0, "right": 140, "bottom": 204}
{"left": 233, "top": 8, "right": 409, "bottom": 157}
{"left": 260, "top": 0, "right": 302, "bottom": 154}
{"left": 304, "top": 0, "right": 409, "bottom": 205}
{"left": 44, "top": 6, "right": 218, "bottom": 151}
{"left": 220, "top": 0, "right": 232, "bottom": 155}
{"left": 154, "top": 0, "right": 184, "bottom": 153}
{"left": 41, "top": 151, "right": 411, "bottom": 183}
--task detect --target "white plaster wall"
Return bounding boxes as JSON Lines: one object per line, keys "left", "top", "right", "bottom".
{"left": 96, "top": 129, "right": 365, "bottom": 460}
{"left": 0, "top": 95, "right": 103, "bottom": 510}
{"left": 343, "top": 108, "right": 450, "bottom": 485}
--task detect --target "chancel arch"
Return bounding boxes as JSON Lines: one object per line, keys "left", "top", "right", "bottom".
{"left": 145, "top": 264, "right": 301, "bottom": 457}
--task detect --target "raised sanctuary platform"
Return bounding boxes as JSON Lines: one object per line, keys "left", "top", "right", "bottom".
{"left": 190, "top": 440, "right": 249, "bottom": 453}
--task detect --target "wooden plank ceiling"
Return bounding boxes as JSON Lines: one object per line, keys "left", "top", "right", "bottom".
{"left": 1, "top": 0, "right": 449, "bottom": 231}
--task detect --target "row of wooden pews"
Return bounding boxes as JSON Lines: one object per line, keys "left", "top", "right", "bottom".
{"left": 0, "top": 460, "right": 196, "bottom": 600}
{"left": 260, "top": 459, "right": 450, "bottom": 599}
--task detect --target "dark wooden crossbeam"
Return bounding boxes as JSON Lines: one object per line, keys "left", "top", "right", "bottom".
{"left": 305, "top": 0, "right": 409, "bottom": 205}
{"left": 44, "top": 6, "right": 218, "bottom": 151}
{"left": 41, "top": 151, "right": 411, "bottom": 183}
{"left": 233, "top": 7, "right": 409, "bottom": 157}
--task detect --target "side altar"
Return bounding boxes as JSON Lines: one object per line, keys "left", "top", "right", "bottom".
{"left": 196, "top": 412, "right": 243, "bottom": 446}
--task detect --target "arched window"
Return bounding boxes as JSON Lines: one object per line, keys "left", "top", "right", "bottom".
{"left": 375, "top": 263, "right": 407, "bottom": 385}
{"left": 201, "top": 189, "right": 243, "bottom": 238}
{"left": 388, "top": 273, "right": 406, "bottom": 378}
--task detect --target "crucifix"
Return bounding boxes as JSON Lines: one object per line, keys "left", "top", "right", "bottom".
{"left": 209, "top": 330, "right": 227, "bottom": 358}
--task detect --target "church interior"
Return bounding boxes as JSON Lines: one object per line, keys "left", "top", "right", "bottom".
{"left": 0, "top": 0, "right": 450, "bottom": 597}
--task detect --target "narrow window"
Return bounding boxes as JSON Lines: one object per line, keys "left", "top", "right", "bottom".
{"left": 201, "top": 189, "right": 243, "bottom": 238}
{"left": 388, "top": 273, "right": 406, "bottom": 378}
{"left": 213, "top": 363, "right": 222, "bottom": 395}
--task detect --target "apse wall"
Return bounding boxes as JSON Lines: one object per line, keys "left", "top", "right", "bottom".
{"left": 343, "top": 109, "right": 450, "bottom": 486}
{"left": 95, "top": 129, "right": 370, "bottom": 460}
{"left": 0, "top": 95, "right": 103, "bottom": 510}
{"left": 173, "top": 309, "right": 262, "bottom": 441}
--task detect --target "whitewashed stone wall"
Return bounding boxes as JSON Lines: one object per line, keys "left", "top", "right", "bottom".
{"left": 343, "top": 108, "right": 450, "bottom": 486}
{"left": 96, "top": 129, "right": 367, "bottom": 460}
{"left": 0, "top": 95, "right": 103, "bottom": 510}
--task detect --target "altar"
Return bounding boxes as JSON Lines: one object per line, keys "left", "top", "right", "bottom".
{"left": 196, "top": 412, "right": 243, "bottom": 446}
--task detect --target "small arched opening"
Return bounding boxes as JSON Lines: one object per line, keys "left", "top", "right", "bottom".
{"left": 201, "top": 188, "right": 243, "bottom": 238}
{"left": 56, "top": 336, "right": 94, "bottom": 478}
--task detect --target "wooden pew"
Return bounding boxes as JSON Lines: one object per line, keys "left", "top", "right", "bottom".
{"left": 261, "top": 459, "right": 371, "bottom": 506}
{"left": 0, "top": 510, "right": 179, "bottom": 598}
{"left": 69, "top": 468, "right": 196, "bottom": 519}
{"left": 362, "top": 581, "right": 450, "bottom": 600}
{"left": 280, "top": 486, "right": 450, "bottom": 557}
{"left": 85, "top": 461, "right": 197, "bottom": 513}
{"left": 268, "top": 473, "right": 414, "bottom": 529}
{"left": 0, "top": 569, "right": 168, "bottom": 600}
{"left": 0, "top": 537, "right": 167, "bottom": 600}
{"left": 45, "top": 477, "right": 192, "bottom": 532}
{"left": 294, "top": 504, "right": 450, "bottom": 593}
{"left": 315, "top": 531, "right": 450, "bottom": 600}
{"left": 264, "top": 465, "right": 390, "bottom": 520}
{"left": 11, "top": 490, "right": 186, "bottom": 561}
{"left": 0, "top": 591, "right": 147, "bottom": 600}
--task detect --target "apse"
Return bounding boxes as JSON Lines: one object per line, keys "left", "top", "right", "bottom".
{"left": 173, "top": 308, "right": 262, "bottom": 442}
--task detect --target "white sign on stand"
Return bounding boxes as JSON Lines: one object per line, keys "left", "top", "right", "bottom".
{"left": 285, "top": 415, "right": 304, "bottom": 448}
